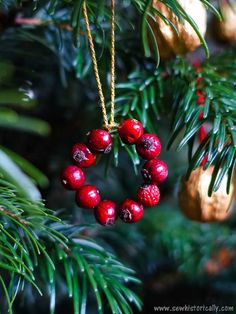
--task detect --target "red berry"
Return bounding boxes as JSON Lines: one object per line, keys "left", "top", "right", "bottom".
{"left": 193, "top": 62, "right": 201, "bottom": 68}
{"left": 197, "top": 96, "right": 205, "bottom": 104}
{"left": 76, "top": 185, "right": 101, "bottom": 208}
{"left": 119, "top": 199, "right": 144, "bottom": 223}
{"left": 87, "top": 129, "right": 112, "bottom": 153}
{"left": 118, "top": 118, "right": 144, "bottom": 144}
{"left": 94, "top": 200, "right": 118, "bottom": 226}
{"left": 141, "top": 159, "right": 168, "bottom": 184}
{"left": 136, "top": 133, "right": 161, "bottom": 160}
{"left": 71, "top": 143, "right": 96, "bottom": 168}
{"left": 196, "top": 91, "right": 204, "bottom": 97}
{"left": 196, "top": 77, "right": 202, "bottom": 83}
{"left": 61, "top": 165, "right": 85, "bottom": 190}
{"left": 137, "top": 184, "right": 160, "bottom": 207}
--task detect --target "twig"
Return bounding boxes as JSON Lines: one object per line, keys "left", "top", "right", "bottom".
{"left": 0, "top": 207, "right": 30, "bottom": 226}
{"left": 14, "top": 17, "right": 73, "bottom": 31}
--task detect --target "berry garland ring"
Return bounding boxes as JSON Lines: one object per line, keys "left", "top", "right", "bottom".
{"left": 61, "top": 3, "right": 168, "bottom": 226}
{"left": 61, "top": 118, "right": 168, "bottom": 226}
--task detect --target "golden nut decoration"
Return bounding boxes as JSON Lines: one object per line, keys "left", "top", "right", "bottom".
{"left": 179, "top": 166, "right": 234, "bottom": 222}
{"left": 215, "top": 2, "right": 236, "bottom": 42}
{"left": 149, "top": 0, "right": 207, "bottom": 59}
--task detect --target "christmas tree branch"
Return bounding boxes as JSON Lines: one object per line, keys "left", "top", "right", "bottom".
{"left": 167, "top": 55, "right": 236, "bottom": 195}
{"left": 114, "top": 52, "right": 236, "bottom": 194}
{"left": 0, "top": 177, "right": 142, "bottom": 313}
{"left": 0, "top": 0, "right": 220, "bottom": 63}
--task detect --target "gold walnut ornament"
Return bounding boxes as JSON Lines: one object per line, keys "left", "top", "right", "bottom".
{"left": 149, "top": 0, "right": 207, "bottom": 59}
{"left": 179, "top": 166, "right": 234, "bottom": 222}
{"left": 214, "top": 1, "right": 236, "bottom": 43}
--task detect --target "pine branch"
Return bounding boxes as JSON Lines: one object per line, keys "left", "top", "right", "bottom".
{"left": 131, "top": 0, "right": 220, "bottom": 60}
{"left": 35, "top": 234, "right": 142, "bottom": 314}
{"left": 113, "top": 52, "right": 236, "bottom": 193}
{"left": 167, "top": 55, "right": 236, "bottom": 195}
{"left": 0, "top": 177, "right": 142, "bottom": 313}
{"left": 0, "top": 0, "right": 220, "bottom": 65}
{"left": 0, "top": 179, "right": 62, "bottom": 308}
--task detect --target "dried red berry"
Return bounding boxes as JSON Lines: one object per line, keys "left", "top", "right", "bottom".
{"left": 119, "top": 199, "right": 144, "bottom": 223}
{"left": 196, "top": 90, "right": 204, "bottom": 97}
{"left": 193, "top": 62, "right": 201, "bottom": 68}
{"left": 87, "top": 129, "right": 112, "bottom": 153}
{"left": 76, "top": 185, "right": 101, "bottom": 209}
{"left": 61, "top": 165, "right": 85, "bottom": 190}
{"left": 196, "top": 68, "right": 202, "bottom": 73}
{"left": 196, "top": 76, "right": 202, "bottom": 83}
{"left": 118, "top": 118, "right": 144, "bottom": 144}
{"left": 137, "top": 183, "right": 160, "bottom": 207}
{"left": 198, "top": 97, "right": 205, "bottom": 104}
{"left": 94, "top": 200, "right": 118, "bottom": 226}
{"left": 71, "top": 143, "right": 96, "bottom": 168}
{"left": 136, "top": 133, "right": 161, "bottom": 160}
{"left": 142, "top": 159, "right": 168, "bottom": 184}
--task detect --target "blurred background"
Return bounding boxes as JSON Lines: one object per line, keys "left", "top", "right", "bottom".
{"left": 0, "top": 0, "right": 236, "bottom": 313}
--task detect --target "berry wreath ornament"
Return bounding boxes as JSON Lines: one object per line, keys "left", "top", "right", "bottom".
{"left": 61, "top": 1, "right": 168, "bottom": 226}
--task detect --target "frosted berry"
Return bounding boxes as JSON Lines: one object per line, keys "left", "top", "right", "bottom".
{"left": 87, "top": 129, "right": 112, "bottom": 153}
{"left": 61, "top": 165, "right": 85, "bottom": 190}
{"left": 94, "top": 200, "right": 118, "bottom": 226}
{"left": 76, "top": 185, "right": 101, "bottom": 209}
{"left": 142, "top": 159, "right": 168, "bottom": 184}
{"left": 136, "top": 133, "right": 161, "bottom": 160}
{"left": 137, "top": 183, "right": 160, "bottom": 207}
{"left": 71, "top": 143, "right": 96, "bottom": 168}
{"left": 119, "top": 199, "right": 144, "bottom": 223}
{"left": 118, "top": 118, "right": 144, "bottom": 144}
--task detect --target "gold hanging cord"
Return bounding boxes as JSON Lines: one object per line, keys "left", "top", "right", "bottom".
{"left": 82, "top": 0, "right": 117, "bottom": 131}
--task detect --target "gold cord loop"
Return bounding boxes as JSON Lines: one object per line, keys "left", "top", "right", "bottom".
{"left": 82, "top": 0, "right": 116, "bottom": 131}
{"left": 110, "top": 0, "right": 115, "bottom": 127}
